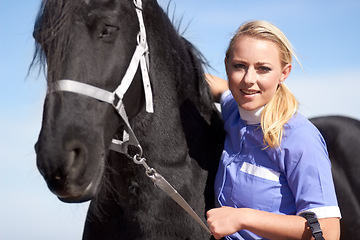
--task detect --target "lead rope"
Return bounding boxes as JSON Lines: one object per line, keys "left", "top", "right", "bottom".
{"left": 131, "top": 154, "right": 212, "bottom": 235}
{"left": 49, "top": 0, "right": 211, "bottom": 235}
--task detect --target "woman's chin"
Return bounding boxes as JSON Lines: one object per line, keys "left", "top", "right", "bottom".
{"left": 238, "top": 102, "right": 260, "bottom": 111}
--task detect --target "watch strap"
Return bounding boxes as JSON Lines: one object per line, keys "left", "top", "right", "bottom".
{"left": 300, "top": 212, "right": 325, "bottom": 240}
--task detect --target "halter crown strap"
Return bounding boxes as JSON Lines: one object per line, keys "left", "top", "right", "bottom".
{"left": 134, "top": 0, "right": 153, "bottom": 113}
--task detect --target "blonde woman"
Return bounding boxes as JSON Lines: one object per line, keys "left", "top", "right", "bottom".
{"left": 205, "top": 21, "right": 341, "bottom": 239}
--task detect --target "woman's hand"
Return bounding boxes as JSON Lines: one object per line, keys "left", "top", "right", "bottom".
{"left": 205, "top": 74, "right": 229, "bottom": 103}
{"left": 207, "top": 206, "right": 243, "bottom": 239}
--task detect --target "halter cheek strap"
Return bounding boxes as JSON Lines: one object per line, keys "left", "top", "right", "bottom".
{"left": 134, "top": 0, "right": 153, "bottom": 114}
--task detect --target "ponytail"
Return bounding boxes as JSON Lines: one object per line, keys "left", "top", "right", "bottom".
{"left": 261, "top": 84, "right": 298, "bottom": 148}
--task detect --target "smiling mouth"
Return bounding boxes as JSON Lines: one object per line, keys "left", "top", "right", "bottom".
{"left": 241, "top": 89, "right": 259, "bottom": 95}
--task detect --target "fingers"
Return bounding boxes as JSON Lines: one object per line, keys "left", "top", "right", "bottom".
{"left": 207, "top": 207, "right": 242, "bottom": 239}
{"left": 207, "top": 209, "right": 224, "bottom": 239}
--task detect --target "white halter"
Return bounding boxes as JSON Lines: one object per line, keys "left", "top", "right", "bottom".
{"left": 52, "top": 0, "right": 153, "bottom": 155}
{"left": 48, "top": 0, "right": 211, "bottom": 235}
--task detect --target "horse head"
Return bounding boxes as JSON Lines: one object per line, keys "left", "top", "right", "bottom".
{"left": 33, "top": 0, "right": 146, "bottom": 202}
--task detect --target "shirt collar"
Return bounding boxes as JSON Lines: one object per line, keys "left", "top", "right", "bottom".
{"left": 238, "top": 105, "right": 264, "bottom": 125}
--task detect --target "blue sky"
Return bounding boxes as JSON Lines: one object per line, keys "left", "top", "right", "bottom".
{"left": 1, "top": 0, "right": 359, "bottom": 239}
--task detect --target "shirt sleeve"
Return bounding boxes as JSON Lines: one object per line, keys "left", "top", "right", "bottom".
{"left": 282, "top": 121, "right": 341, "bottom": 219}
{"left": 220, "top": 90, "right": 237, "bottom": 122}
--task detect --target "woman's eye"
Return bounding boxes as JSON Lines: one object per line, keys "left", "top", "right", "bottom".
{"left": 234, "top": 64, "right": 246, "bottom": 69}
{"left": 258, "top": 66, "right": 271, "bottom": 72}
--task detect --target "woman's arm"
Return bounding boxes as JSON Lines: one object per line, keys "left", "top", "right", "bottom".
{"left": 205, "top": 74, "right": 229, "bottom": 103}
{"left": 207, "top": 206, "right": 340, "bottom": 240}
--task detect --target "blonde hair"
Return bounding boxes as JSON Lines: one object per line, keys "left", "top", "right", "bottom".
{"left": 226, "top": 20, "right": 300, "bottom": 149}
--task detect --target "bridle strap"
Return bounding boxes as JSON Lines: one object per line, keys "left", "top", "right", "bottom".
{"left": 53, "top": 80, "right": 113, "bottom": 103}
{"left": 48, "top": 0, "right": 211, "bottom": 235}
{"left": 134, "top": 0, "right": 153, "bottom": 114}
{"left": 52, "top": 79, "right": 141, "bottom": 151}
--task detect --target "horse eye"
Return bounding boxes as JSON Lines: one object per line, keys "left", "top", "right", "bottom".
{"left": 99, "top": 25, "right": 119, "bottom": 40}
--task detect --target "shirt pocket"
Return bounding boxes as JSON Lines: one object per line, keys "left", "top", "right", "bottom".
{"left": 230, "top": 162, "right": 281, "bottom": 212}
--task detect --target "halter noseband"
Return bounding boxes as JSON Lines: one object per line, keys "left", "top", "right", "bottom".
{"left": 47, "top": 0, "right": 211, "bottom": 234}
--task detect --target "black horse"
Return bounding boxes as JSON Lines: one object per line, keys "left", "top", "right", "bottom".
{"left": 33, "top": 0, "right": 224, "bottom": 239}
{"left": 32, "top": 1, "right": 360, "bottom": 239}
{"left": 310, "top": 116, "right": 360, "bottom": 240}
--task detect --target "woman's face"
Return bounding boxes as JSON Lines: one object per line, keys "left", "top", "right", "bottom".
{"left": 226, "top": 36, "right": 291, "bottom": 111}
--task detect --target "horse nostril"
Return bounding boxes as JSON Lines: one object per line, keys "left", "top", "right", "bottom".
{"left": 70, "top": 146, "right": 86, "bottom": 164}
{"left": 65, "top": 140, "right": 86, "bottom": 160}
{"left": 69, "top": 147, "right": 80, "bottom": 161}
{"left": 64, "top": 140, "right": 88, "bottom": 177}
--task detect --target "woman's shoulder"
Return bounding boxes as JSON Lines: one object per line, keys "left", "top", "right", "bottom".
{"left": 285, "top": 112, "right": 318, "bottom": 133}
{"left": 279, "top": 112, "right": 330, "bottom": 177}
{"left": 282, "top": 112, "right": 326, "bottom": 148}
{"left": 220, "top": 89, "right": 233, "bottom": 105}
{"left": 220, "top": 90, "right": 238, "bottom": 120}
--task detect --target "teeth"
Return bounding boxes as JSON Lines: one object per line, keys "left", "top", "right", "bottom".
{"left": 242, "top": 89, "right": 258, "bottom": 95}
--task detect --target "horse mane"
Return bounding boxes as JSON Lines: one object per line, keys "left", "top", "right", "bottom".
{"left": 180, "top": 37, "right": 216, "bottom": 123}
{"left": 161, "top": 1, "right": 216, "bottom": 120}
{"left": 31, "top": 0, "right": 79, "bottom": 83}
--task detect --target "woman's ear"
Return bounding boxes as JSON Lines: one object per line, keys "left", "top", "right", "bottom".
{"left": 280, "top": 64, "right": 292, "bottom": 83}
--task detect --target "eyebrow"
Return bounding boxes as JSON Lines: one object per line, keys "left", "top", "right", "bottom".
{"left": 231, "top": 58, "right": 271, "bottom": 65}
{"left": 256, "top": 61, "right": 271, "bottom": 66}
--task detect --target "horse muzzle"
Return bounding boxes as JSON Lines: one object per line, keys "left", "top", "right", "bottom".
{"left": 35, "top": 137, "right": 105, "bottom": 203}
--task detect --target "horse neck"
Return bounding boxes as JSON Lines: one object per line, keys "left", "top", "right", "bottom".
{"left": 143, "top": 2, "right": 213, "bottom": 123}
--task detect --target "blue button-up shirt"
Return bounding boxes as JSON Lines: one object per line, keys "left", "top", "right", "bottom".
{"left": 215, "top": 91, "right": 341, "bottom": 240}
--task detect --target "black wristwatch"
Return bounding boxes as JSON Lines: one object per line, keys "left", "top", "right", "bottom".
{"left": 300, "top": 212, "right": 325, "bottom": 240}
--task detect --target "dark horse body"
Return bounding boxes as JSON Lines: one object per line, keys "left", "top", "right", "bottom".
{"left": 33, "top": 0, "right": 224, "bottom": 239}
{"left": 33, "top": 0, "right": 359, "bottom": 239}
{"left": 310, "top": 116, "right": 360, "bottom": 239}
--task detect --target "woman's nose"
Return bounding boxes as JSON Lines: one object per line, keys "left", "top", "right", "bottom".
{"left": 243, "top": 68, "right": 256, "bottom": 85}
